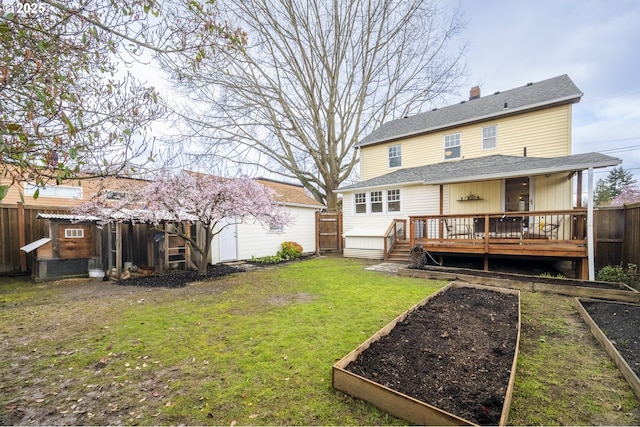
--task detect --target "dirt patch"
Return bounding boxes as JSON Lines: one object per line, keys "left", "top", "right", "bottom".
{"left": 114, "top": 264, "right": 245, "bottom": 288}
{"left": 581, "top": 301, "right": 640, "bottom": 378}
{"left": 268, "top": 292, "right": 316, "bottom": 306}
{"left": 344, "top": 286, "right": 519, "bottom": 425}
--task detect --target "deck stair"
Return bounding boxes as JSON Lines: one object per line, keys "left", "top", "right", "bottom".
{"left": 386, "top": 239, "right": 411, "bottom": 263}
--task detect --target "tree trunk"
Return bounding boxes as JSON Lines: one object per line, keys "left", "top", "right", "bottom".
{"left": 325, "top": 190, "right": 339, "bottom": 213}
{"left": 197, "top": 227, "right": 214, "bottom": 275}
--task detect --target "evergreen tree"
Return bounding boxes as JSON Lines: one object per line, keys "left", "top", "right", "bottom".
{"left": 593, "top": 166, "right": 637, "bottom": 206}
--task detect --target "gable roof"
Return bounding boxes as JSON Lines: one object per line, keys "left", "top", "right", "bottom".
{"left": 185, "top": 172, "right": 324, "bottom": 209}
{"left": 257, "top": 178, "right": 325, "bottom": 208}
{"left": 357, "top": 74, "right": 583, "bottom": 148}
{"left": 337, "top": 153, "right": 621, "bottom": 192}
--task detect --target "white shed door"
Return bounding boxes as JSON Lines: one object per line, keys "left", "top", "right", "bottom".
{"left": 220, "top": 219, "right": 238, "bottom": 262}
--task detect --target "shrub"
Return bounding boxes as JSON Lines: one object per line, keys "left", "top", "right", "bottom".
{"left": 277, "top": 241, "right": 303, "bottom": 260}
{"left": 597, "top": 263, "right": 638, "bottom": 288}
{"left": 250, "top": 254, "right": 284, "bottom": 264}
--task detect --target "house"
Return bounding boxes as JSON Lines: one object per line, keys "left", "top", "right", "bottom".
{"left": 209, "top": 178, "right": 325, "bottom": 263}
{"left": 337, "top": 74, "right": 621, "bottom": 279}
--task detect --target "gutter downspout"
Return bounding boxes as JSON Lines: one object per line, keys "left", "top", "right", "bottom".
{"left": 587, "top": 167, "right": 595, "bottom": 281}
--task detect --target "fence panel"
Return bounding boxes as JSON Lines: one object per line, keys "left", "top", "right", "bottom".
{"left": 595, "top": 207, "right": 625, "bottom": 270}
{"left": 622, "top": 203, "right": 640, "bottom": 268}
{"left": 316, "top": 212, "right": 342, "bottom": 252}
{"left": 0, "top": 205, "right": 70, "bottom": 274}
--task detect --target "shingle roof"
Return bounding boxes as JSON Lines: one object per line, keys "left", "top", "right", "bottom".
{"left": 258, "top": 178, "right": 325, "bottom": 208}
{"left": 337, "top": 153, "right": 621, "bottom": 192}
{"left": 357, "top": 74, "right": 583, "bottom": 147}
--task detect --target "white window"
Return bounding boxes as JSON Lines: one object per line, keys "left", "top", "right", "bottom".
{"left": 355, "top": 192, "right": 367, "bottom": 214}
{"left": 444, "top": 133, "right": 461, "bottom": 160}
{"left": 370, "top": 191, "right": 383, "bottom": 213}
{"left": 25, "top": 183, "right": 83, "bottom": 199}
{"left": 483, "top": 125, "right": 497, "bottom": 149}
{"left": 64, "top": 228, "right": 84, "bottom": 238}
{"left": 354, "top": 189, "right": 402, "bottom": 215}
{"left": 388, "top": 145, "right": 401, "bottom": 168}
{"left": 387, "top": 189, "right": 401, "bottom": 212}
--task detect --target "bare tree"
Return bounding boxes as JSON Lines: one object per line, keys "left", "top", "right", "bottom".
{"left": 162, "top": 0, "right": 466, "bottom": 211}
{"left": 0, "top": 0, "right": 245, "bottom": 200}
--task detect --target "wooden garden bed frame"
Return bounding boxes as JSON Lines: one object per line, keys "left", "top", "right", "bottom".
{"left": 574, "top": 298, "right": 640, "bottom": 401}
{"left": 398, "top": 266, "right": 640, "bottom": 303}
{"left": 332, "top": 282, "right": 521, "bottom": 426}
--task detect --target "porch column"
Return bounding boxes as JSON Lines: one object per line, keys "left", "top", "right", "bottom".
{"left": 587, "top": 167, "right": 595, "bottom": 281}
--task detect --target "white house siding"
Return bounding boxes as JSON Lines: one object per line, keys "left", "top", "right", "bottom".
{"left": 210, "top": 205, "right": 319, "bottom": 263}
{"left": 341, "top": 184, "right": 446, "bottom": 259}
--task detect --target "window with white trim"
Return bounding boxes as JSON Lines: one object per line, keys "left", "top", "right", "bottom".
{"left": 25, "top": 183, "right": 83, "bottom": 199}
{"left": 370, "top": 191, "right": 383, "bottom": 213}
{"left": 388, "top": 145, "right": 401, "bottom": 168}
{"left": 482, "top": 125, "right": 497, "bottom": 149}
{"left": 355, "top": 192, "right": 367, "bottom": 214}
{"left": 387, "top": 189, "right": 400, "bottom": 212}
{"left": 64, "top": 228, "right": 84, "bottom": 238}
{"left": 444, "top": 133, "right": 461, "bottom": 160}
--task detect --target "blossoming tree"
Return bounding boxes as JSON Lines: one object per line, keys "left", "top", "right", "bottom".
{"left": 74, "top": 171, "right": 292, "bottom": 275}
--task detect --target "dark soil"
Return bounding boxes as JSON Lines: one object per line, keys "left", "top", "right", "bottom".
{"left": 581, "top": 301, "right": 640, "bottom": 377}
{"left": 114, "top": 264, "right": 244, "bottom": 288}
{"left": 345, "top": 286, "right": 519, "bottom": 426}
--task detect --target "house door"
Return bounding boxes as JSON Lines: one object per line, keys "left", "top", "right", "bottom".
{"left": 504, "top": 177, "right": 530, "bottom": 212}
{"left": 219, "top": 219, "right": 238, "bottom": 262}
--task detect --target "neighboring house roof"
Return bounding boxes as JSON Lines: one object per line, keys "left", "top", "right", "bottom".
{"left": 257, "top": 178, "right": 325, "bottom": 209}
{"left": 337, "top": 153, "right": 621, "bottom": 192}
{"left": 184, "top": 172, "right": 324, "bottom": 209}
{"left": 357, "top": 74, "right": 583, "bottom": 148}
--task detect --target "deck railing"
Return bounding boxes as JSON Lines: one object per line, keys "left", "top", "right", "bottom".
{"left": 383, "top": 219, "right": 406, "bottom": 261}
{"left": 409, "top": 210, "right": 588, "bottom": 263}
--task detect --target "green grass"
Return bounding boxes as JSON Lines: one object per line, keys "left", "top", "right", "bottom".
{"left": 0, "top": 257, "right": 638, "bottom": 426}
{"left": 0, "top": 258, "right": 445, "bottom": 425}
{"left": 509, "top": 291, "right": 639, "bottom": 426}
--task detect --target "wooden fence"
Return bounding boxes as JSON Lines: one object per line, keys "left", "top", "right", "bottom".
{"left": 595, "top": 203, "right": 640, "bottom": 270}
{"left": 0, "top": 204, "right": 69, "bottom": 274}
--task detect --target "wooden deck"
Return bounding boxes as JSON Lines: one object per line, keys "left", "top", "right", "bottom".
{"left": 408, "top": 210, "right": 589, "bottom": 278}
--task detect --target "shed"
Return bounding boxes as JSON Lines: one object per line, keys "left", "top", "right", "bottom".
{"left": 21, "top": 213, "right": 101, "bottom": 281}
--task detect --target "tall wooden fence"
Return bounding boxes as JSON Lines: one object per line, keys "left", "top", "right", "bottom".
{"left": 595, "top": 203, "right": 640, "bottom": 270}
{"left": 0, "top": 204, "right": 69, "bottom": 274}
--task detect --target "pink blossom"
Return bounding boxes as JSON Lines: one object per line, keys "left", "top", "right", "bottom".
{"left": 73, "top": 170, "right": 293, "bottom": 274}
{"left": 610, "top": 184, "right": 640, "bottom": 206}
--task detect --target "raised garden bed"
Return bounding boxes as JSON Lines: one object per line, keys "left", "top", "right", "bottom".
{"left": 398, "top": 265, "right": 640, "bottom": 303}
{"left": 333, "top": 282, "right": 520, "bottom": 426}
{"left": 574, "top": 298, "right": 640, "bottom": 400}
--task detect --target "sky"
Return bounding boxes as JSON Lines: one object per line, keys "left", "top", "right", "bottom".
{"left": 135, "top": 0, "right": 640, "bottom": 186}
{"left": 449, "top": 0, "right": 640, "bottom": 183}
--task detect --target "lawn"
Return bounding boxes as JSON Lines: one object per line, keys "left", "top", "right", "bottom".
{"left": 0, "top": 256, "right": 638, "bottom": 425}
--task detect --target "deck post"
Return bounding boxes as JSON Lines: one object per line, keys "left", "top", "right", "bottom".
{"left": 587, "top": 167, "right": 595, "bottom": 280}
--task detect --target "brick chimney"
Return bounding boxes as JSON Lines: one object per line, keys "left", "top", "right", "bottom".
{"left": 469, "top": 86, "right": 481, "bottom": 100}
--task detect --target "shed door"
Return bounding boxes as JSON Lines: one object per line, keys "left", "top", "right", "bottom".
{"left": 219, "top": 219, "right": 237, "bottom": 262}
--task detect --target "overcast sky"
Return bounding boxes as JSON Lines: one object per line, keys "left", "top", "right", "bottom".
{"left": 447, "top": 0, "right": 640, "bottom": 183}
